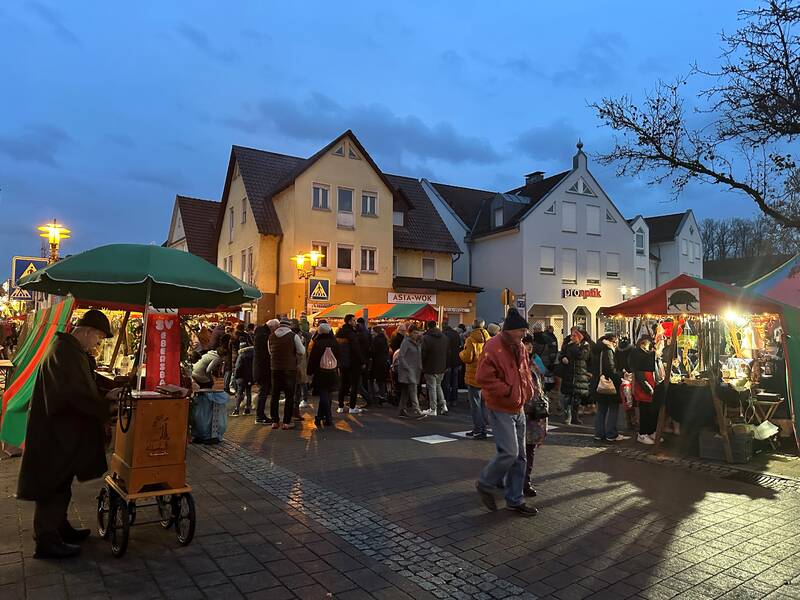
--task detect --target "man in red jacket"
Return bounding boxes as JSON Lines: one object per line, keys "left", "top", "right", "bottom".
{"left": 474, "top": 308, "right": 538, "bottom": 517}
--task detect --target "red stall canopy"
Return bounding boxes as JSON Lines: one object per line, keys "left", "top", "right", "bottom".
{"left": 600, "top": 274, "right": 781, "bottom": 317}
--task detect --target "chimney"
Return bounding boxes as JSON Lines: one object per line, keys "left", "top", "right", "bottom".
{"left": 525, "top": 171, "right": 544, "bottom": 184}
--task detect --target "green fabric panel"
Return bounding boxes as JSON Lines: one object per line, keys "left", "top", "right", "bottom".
{"left": 779, "top": 306, "right": 800, "bottom": 446}
{"left": 18, "top": 244, "right": 261, "bottom": 309}
{"left": 321, "top": 304, "right": 364, "bottom": 318}
{"left": 380, "top": 303, "right": 428, "bottom": 319}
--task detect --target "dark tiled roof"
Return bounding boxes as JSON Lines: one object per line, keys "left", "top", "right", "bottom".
{"left": 175, "top": 195, "right": 220, "bottom": 264}
{"left": 506, "top": 170, "right": 570, "bottom": 200}
{"left": 429, "top": 181, "right": 497, "bottom": 230}
{"left": 231, "top": 146, "right": 306, "bottom": 236}
{"left": 393, "top": 277, "right": 483, "bottom": 293}
{"left": 385, "top": 174, "right": 461, "bottom": 254}
{"left": 644, "top": 212, "right": 687, "bottom": 244}
{"left": 704, "top": 255, "right": 793, "bottom": 286}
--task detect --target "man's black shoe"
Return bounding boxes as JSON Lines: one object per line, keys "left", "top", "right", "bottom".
{"left": 523, "top": 485, "right": 537, "bottom": 498}
{"left": 34, "top": 538, "right": 81, "bottom": 559}
{"left": 473, "top": 432, "right": 488, "bottom": 440}
{"left": 59, "top": 523, "right": 91, "bottom": 544}
{"left": 254, "top": 417, "right": 272, "bottom": 424}
{"left": 475, "top": 482, "right": 498, "bottom": 512}
{"left": 465, "top": 430, "right": 477, "bottom": 437}
{"left": 507, "top": 503, "right": 538, "bottom": 517}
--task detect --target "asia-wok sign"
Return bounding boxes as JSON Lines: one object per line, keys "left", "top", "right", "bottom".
{"left": 388, "top": 292, "right": 436, "bottom": 304}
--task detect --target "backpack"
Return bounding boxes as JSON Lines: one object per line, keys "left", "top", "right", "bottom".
{"left": 320, "top": 347, "right": 337, "bottom": 371}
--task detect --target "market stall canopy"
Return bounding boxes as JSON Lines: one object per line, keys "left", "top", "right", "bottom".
{"left": 16, "top": 244, "right": 261, "bottom": 310}
{"left": 599, "top": 274, "right": 781, "bottom": 317}
{"left": 745, "top": 254, "right": 800, "bottom": 308}
{"left": 314, "top": 302, "right": 438, "bottom": 321}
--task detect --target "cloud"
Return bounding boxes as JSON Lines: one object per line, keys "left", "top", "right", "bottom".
{"left": 241, "top": 28, "right": 270, "bottom": 45}
{"left": 106, "top": 133, "right": 136, "bottom": 148}
{"left": 26, "top": 1, "right": 80, "bottom": 46}
{"left": 176, "top": 22, "right": 236, "bottom": 63}
{"left": 512, "top": 119, "right": 582, "bottom": 163}
{"left": 550, "top": 33, "right": 627, "bottom": 87}
{"left": 0, "top": 123, "right": 72, "bottom": 167}
{"left": 223, "top": 93, "right": 499, "bottom": 167}
{"left": 126, "top": 167, "right": 185, "bottom": 189}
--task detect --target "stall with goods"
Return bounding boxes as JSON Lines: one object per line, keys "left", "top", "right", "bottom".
{"left": 600, "top": 274, "right": 799, "bottom": 462}
{"left": 8, "top": 243, "right": 260, "bottom": 556}
{"left": 313, "top": 301, "right": 439, "bottom": 337}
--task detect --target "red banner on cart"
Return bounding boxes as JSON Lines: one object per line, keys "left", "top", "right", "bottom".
{"left": 145, "top": 311, "right": 180, "bottom": 390}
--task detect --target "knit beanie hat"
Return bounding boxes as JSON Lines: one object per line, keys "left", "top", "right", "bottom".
{"left": 318, "top": 323, "right": 332, "bottom": 334}
{"left": 502, "top": 308, "right": 529, "bottom": 331}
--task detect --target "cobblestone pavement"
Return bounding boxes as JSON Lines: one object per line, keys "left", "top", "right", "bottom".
{"left": 2, "top": 401, "right": 800, "bottom": 599}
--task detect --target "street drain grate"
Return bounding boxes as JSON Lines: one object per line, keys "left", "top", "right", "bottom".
{"left": 720, "top": 470, "right": 800, "bottom": 492}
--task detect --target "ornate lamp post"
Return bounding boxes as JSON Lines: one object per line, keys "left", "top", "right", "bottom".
{"left": 37, "top": 219, "right": 71, "bottom": 263}
{"left": 291, "top": 250, "right": 323, "bottom": 315}
{"left": 619, "top": 285, "right": 640, "bottom": 301}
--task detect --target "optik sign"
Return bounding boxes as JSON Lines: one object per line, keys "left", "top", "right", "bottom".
{"left": 561, "top": 288, "right": 602, "bottom": 299}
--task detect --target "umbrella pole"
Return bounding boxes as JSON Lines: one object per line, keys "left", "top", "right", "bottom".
{"left": 136, "top": 282, "right": 151, "bottom": 391}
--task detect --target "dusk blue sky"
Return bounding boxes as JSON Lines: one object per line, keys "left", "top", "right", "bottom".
{"left": 1, "top": 1, "right": 757, "bottom": 274}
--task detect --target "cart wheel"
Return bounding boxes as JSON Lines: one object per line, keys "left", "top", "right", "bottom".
{"left": 156, "top": 495, "right": 173, "bottom": 529}
{"left": 128, "top": 501, "right": 137, "bottom": 526}
{"left": 109, "top": 498, "right": 130, "bottom": 558}
{"left": 96, "top": 486, "right": 112, "bottom": 539}
{"left": 173, "top": 493, "right": 196, "bottom": 546}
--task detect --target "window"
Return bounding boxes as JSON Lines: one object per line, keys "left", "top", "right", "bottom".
{"left": 241, "top": 198, "right": 247, "bottom": 224}
{"left": 636, "top": 267, "right": 647, "bottom": 292}
{"left": 681, "top": 239, "right": 689, "bottom": 256}
{"left": 606, "top": 209, "right": 617, "bottom": 223}
{"left": 635, "top": 229, "right": 645, "bottom": 256}
{"left": 606, "top": 252, "right": 620, "bottom": 278}
{"left": 393, "top": 255, "right": 398, "bottom": 277}
{"left": 361, "top": 192, "right": 377, "bottom": 216}
{"left": 348, "top": 146, "right": 360, "bottom": 160}
{"left": 694, "top": 242, "right": 701, "bottom": 261}
{"left": 562, "top": 201, "right": 576, "bottom": 232}
{"left": 393, "top": 210, "right": 404, "bottom": 226}
{"left": 544, "top": 202, "right": 556, "bottom": 215}
{"left": 312, "top": 184, "right": 329, "bottom": 210}
{"left": 223, "top": 255, "right": 233, "bottom": 274}
{"left": 228, "top": 207, "right": 234, "bottom": 243}
{"left": 587, "top": 205, "right": 600, "bottom": 235}
{"left": 337, "top": 188, "right": 354, "bottom": 228}
{"left": 587, "top": 251, "right": 600, "bottom": 285}
{"left": 240, "top": 250, "right": 246, "bottom": 280}
{"left": 540, "top": 246, "right": 555, "bottom": 275}
{"left": 337, "top": 245, "right": 353, "bottom": 283}
{"left": 247, "top": 247, "right": 253, "bottom": 284}
{"left": 360, "top": 247, "right": 376, "bottom": 272}
{"left": 494, "top": 207, "right": 504, "bottom": 228}
{"left": 422, "top": 258, "right": 436, "bottom": 280}
{"left": 312, "top": 242, "right": 328, "bottom": 268}
{"left": 561, "top": 248, "right": 577, "bottom": 284}
{"left": 332, "top": 144, "right": 344, "bottom": 157}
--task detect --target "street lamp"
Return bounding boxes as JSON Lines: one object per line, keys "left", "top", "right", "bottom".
{"left": 619, "top": 285, "right": 640, "bottom": 301}
{"left": 38, "top": 219, "right": 70, "bottom": 263}
{"left": 291, "top": 250, "right": 324, "bottom": 315}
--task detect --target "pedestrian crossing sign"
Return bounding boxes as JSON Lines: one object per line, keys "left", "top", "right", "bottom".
{"left": 10, "top": 287, "right": 32, "bottom": 301}
{"left": 12, "top": 256, "right": 48, "bottom": 286}
{"left": 309, "top": 278, "right": 330, "bottom": 301}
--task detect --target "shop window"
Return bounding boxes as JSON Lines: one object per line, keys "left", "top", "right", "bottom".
{"left": 540, "top": 246, "right": 555, "bottom": 275}
{"left": 586, "top": 251, "right": 600, "bottom": 285}
{"left": 360, "top": 247, "right": 377, "bottom": 273}
{"left": 422, "top": 258, "right": 436, "bottom": 280}
{"left": 312, "top": 184, "right": 329, "bottom": 210}
{"left": 573, "top": 307, "right": 588, "bottom": 332}
{"left": 561, "top": 248, "right": 577, "bottom": 284}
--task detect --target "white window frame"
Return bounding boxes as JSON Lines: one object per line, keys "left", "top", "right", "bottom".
{"left": 422, "top": 257, "right": 436, "bottom": 280}
{"left": 312, "top": 183, "right": 330, "bottom": 210}
{"left": 240, "top": 249, "right": 246, "bottom": 280}
{"left": 336, "top": 244, "right": 354, "bottom": 283}
{"left": 361, "top": 192, "right": 378, "bottom": 216}
{"left": 241, "top": 198, "right": 247, "bottom": 224}
{"left": 562, "top": 201, "right": 577, "bottom": 233}
{"left": 360, "top": 246, "right": 377, "bottom": 273}
{"left": 681, "top": 238, "right": 689, "bottom": 256}
{"left": 544, "top": 202, "right": 556, "bottom": 215}
{"left": 586, "top": 250, "right": 601, "bottom": 285}
{"left": 606, "top": 252, "right": 620, "bottom": 279}
{"left": 337, "top": 187, "right": 354, "bottom": 213}
{"left": 586, "top": 205, "right": 601, "bottom": 236}
{"left": 247, "top": 246, "right": 254, "bottom": 284}
{"left": 393, "top": 209, "right": 404, "bottom": 227}
{"left": 561, "top": 248, "right": 577, "bottom": 284}
{"left": 311, "top": 241, "right": 329, "bottom": 269}
{"left": 540, "top": 246, "right": 555, "bottom": 275}
{"left": 228, "top": 207, "right": 234, "bottom": 243}
{"left": 635, "top": 230, "right": 645, "bottom": 256}
{"left": 494, "top": 207, "right": 504, "bottom": 228}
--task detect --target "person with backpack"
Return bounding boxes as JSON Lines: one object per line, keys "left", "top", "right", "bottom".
{"left": 459, "top": 319, "right": 491, "bottom": 439}
{"left": 307, "top": 323, "right": 340, "bottom": 428}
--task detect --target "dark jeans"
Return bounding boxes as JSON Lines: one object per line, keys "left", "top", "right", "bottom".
{"left": 443, "top": 367, "right": 460, "bottom": 405}
{"left": 34, "top": 476, "right": 72, "bottom": 540}
{"left": 371, "top": 379, "right": 387, "bottom": 402}
{"left": 223, "top": 370, "right": 233, "bottom": 393}
{"left": 234, "top": 379, "right": 252, "bottom": 412}
{"left": 270, "top": 370, "right": 296, "bottom": 424}
{"left": 317, "top": 388, "right": 333, "bottom": 423}
{"left": 338, "top": 368, "right": 361, "bottom": 409}
{"left": 256, "top": 377, "right": 270, "bottom": 420}
{"left": 525, "top": 443, "right": 536, "bottom": 486}
{"left": 639, "top": 400, "right": 660, "bottom": 435}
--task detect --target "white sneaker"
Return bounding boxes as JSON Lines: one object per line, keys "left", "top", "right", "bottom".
{"left": 337, "top": 407, "right": 347, "bottom": 414}
{"left": 637, "top": 434, "right": 655, "bottom": 445}
{"left": 421, "top": 409, "right": 437, "bottom": 416}
{"left": 349, "top": 407, "right": 363, "bottom": 415}
{"left": 648, "top": 433, "right": 664, "bottom": 442}
{"left": 299, "top": 401, "right": 310, "bottom": 409}
{"left": 607, "top": 434, "right": 630, "bottom": 442}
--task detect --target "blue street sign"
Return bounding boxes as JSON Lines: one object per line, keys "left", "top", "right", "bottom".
{"left": 12, "top": 256, "right": 48, "bottom": 287}
{"left": 308, "top": 278, "right": 330, "bottom": 302}
{"left": 10, "top": 287, "right": 32, "bottom": 301}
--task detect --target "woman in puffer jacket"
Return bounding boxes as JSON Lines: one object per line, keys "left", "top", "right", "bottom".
{"left": 558, "top": 329, "right": 591, "bottom": 424}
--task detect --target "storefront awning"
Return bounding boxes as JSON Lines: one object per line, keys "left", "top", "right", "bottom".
{"left": 314, "top": 302, "right": 438, "bottom": 321}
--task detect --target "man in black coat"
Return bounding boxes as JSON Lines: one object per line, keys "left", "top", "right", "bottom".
{"left": 252, "top": 319, "right": 276, "bottom": 424}
{"left": 421, "top": 321, "right": 450, "bottom": 416}
{"left": 335, "top": 314, "right": 365, "bottom": 413}
{"left": 356, "top": 317, "right": 373, "bottom": 406}
{"left": 442, "top": 323, "right": 462, "bottom": 407}
{"left": 17, "top": 310, "right": 120, "bottom": 559}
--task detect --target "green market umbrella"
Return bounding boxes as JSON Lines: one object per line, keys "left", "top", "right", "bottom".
{"left": 17, "top": 243, "right": 261, "bottom": 309}
{"left": 17, "top": 243, "right": 261, "bottom": 389}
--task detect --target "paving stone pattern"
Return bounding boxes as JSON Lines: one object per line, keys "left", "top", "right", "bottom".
{"left": 195, "top": 440, "right": 537, "bottom": 600}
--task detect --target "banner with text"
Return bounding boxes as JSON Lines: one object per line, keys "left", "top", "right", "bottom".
{"left": 388, "top": 292, "right": 436, "bottom": 304}
{"left": 145, "top": 311, "right": 181, "bottom": 390}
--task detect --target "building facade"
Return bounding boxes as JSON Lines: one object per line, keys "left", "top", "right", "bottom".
{"left": 165, "top": 195, "right": 219, "bottom": 263}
